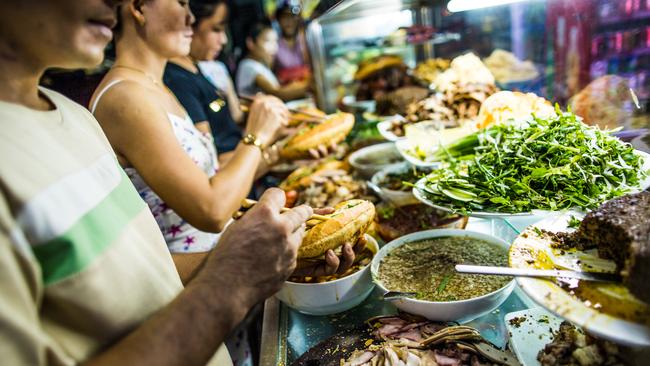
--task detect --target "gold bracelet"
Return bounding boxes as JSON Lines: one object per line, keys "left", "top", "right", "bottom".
{"left": 242, "top": 133, "right": 262, "bottom": 148}
{"left": 262, "top": 144, "right": 279, "bottom": 165}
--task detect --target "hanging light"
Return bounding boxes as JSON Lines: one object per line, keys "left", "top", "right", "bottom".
{"left": 447, "top": 0, "right": 532, "bottom": 12}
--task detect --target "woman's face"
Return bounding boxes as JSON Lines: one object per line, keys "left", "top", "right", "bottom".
{"left": 251, "top": 28, "right": 278, "bottom": 65}
{"left": 190, "top": 3, "right": 228, "bottom": 61}
{"left": 0, "top": 0, "right": 125, "bottom": 70}
{"left": 139, "top": 0, "right": 194, "bottom": 58}
{"left": 278, "top": 12, "right": 299, "bottom": 38}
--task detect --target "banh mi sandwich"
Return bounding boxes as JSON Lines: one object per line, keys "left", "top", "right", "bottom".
{"left": 280, "top": 112, "right": 354, "bottom": 160}
{"left": 288, "top": 107, "right": 327, "bottom": 127}
{"left": 279, "top": 160, "right": 349, "bottom": 192}
{"left": 298, "top": 199, "right": 375, "bottom": 259}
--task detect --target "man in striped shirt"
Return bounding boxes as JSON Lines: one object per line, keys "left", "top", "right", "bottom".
{"left": 0, "top": 1, "right": 313, "bottom": 365}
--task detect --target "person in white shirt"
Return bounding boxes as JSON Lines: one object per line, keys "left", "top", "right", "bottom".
{"left": 236, "top": 22, "right": 309, "bottom": 101}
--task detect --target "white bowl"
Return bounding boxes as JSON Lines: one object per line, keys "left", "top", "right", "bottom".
{"left": 371, "top": 162, "right": 426, "bottom": 206}
{"left": 377, "top": 115, "right": 407, "bottom": 142}
{"left": 371, "top": 229, "right": 515, "bottom": 323}
{"left": 348, "top": 142, "right": 404, "bottom": 179}
{"left": 276, "top": 235, "right": 378, "bottom": 316}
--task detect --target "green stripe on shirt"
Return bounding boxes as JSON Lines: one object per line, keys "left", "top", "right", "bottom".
{"left": 33, "top": 171, "right": 146, "bottom": 285}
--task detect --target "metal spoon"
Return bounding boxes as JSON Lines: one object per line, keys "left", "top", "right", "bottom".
{"left": 455, "top": 264, "right": 621, "bottom": 283}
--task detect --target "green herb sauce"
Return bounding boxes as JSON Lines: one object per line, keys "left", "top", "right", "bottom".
{"left": 378, "top": 237, "right": 511, "bottom": 301}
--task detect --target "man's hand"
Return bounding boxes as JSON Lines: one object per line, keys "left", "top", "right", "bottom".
{"left": 197, "top": 188, "right": 312, "bottom": 305}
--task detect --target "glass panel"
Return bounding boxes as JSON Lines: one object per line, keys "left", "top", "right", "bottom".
{"left": 308, "top": 0, "right": 650, "bottom": 151}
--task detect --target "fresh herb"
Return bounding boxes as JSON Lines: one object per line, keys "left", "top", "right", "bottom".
{"left": 378, "top": 206, "right": 395, "bottom": 220}
{"left": 436, "top": 274, "right": 452, "bottom": 294}
{"left": 567, "top": 215, "right": 582, "bottom": 229}
{"left": 419, "top": 110, "right": 647, "bottom": 214}
{"left": 380, "top": 166, "right": 430, "bottom": 191}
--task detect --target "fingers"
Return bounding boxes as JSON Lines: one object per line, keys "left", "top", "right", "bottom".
{"left": 337, "top": 243, "right": 355, "bottom": 274}
{"left": 255, "top": 188, "right": 287, "bottom": 214}
{"left": 323, "top": 250, "right": 340, "bottom": 275}
{"left": 285, "top": 222, "right": 307, "bottom": 256}
{"left": 308, "top": 148, "right": 320, "bottom": 159}
{"left": 313, "top": 207, "right": 335, "bottom": 215}
{"left": 280, "top": 204, "right": 313, "bottom": 233}
{"left": 317, "top": 144, "right": 328, "bottom": 157}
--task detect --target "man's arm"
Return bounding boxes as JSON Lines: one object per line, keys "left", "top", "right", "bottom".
{"left": 85, "top": 264, "right": 250, "bottom": 365}
{"left": 85, "top": 189, "right": 311, "bottom": 366}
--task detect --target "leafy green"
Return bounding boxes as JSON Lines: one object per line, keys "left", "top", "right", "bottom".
{"left": 436, "top": 274, "right": 452, "bottom": 294}
{"left": 419, "top": 111, "right": 647, "bottom": 214}
{"left": 567, "top": 215, "right": 582, "bottom": 229}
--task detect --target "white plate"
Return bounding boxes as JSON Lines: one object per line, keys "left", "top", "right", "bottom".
{"left": 395, "top": 139, "right": 444, "bottom": 168}
{"left": 413, "top": 177, "right": 540, "bottom": 219}
{"left": 509, "top": 212, "right": 650, "bottom": 346}
{"left": 412, "top": 150, "right": 650, "bottom": 218}
{"left": 505, "top": 308, "right": 565, "bottom": 366}
{"left": 377, "top": 115, "right": 407, "bottom": 142}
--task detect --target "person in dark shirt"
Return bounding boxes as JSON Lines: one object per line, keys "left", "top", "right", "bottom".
{"left": 164, "top": 62, "right": 242, "bottom": 155}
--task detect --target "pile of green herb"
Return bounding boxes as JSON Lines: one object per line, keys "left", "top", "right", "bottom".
{"left": 418, "top": 110, "right": 647, "bottom": 214}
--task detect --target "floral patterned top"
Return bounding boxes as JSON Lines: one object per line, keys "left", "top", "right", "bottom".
{"left": 91, "top": 80, "right": 221, "bottom": 253}
{"left": 124, "top": 113, "right": 221, "bottom": 253}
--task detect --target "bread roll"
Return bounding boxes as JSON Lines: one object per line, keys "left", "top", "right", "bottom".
{"left": 298, "top": 200, "right": 375, "bottom": 259}
{"left": 280, "top": 112, "right": 354, "bottom": 160}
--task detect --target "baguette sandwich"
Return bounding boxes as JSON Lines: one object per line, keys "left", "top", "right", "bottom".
{"left": 298, "top": 199, "right": 375, "bottom": 259}
{"left": 280, "top": 112, "right": 354, "bottom": 160}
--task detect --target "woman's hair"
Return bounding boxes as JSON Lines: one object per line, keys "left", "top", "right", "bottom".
{"left": 246, "top": 21, "right": 273, "bottom": 44}
{"left": 190, "top": 0, "right": 227, "bottom": 28}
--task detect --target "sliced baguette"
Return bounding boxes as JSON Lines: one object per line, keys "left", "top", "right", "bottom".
{"left": 280, "top": 112, "right": 354, "bottom": 160}
{"left": 298, "top": 199, "right": 375, "bottom": 259}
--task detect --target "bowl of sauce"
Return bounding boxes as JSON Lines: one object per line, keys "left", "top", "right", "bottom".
{"left": 371, "top": 229, "right": 515, "bottom": 322}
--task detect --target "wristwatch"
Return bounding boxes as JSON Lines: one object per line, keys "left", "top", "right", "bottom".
{"left": 242, "top": 133, "right": 263, "bottom": 149}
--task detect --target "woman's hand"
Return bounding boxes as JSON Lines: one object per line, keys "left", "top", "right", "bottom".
{"left": 292, "top": 241, "right": 366, "bottom": 277}
{"left": 290, "top": 207, "right": 366, "bottom": 277}
{"left": 245, "top": 94, "right": 289, "bottom": 147}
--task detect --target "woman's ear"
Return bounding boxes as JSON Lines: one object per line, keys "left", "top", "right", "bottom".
{"left": 128, "top": 1, "right": 146, "bottom": 27}
{"left": 245, "top": 37, "right": 255, "bottom": 52}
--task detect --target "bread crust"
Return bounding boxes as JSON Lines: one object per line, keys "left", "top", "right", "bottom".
{"left": 354, "top": 55, "right": 405, "bottom": 81}
{"left": 288, "top": 107, "right": 327, "bottom": 127}
{"left": 280, "top": 112, "right": 354, "bottom": 160}
{"left": 279, "top": 160, "right": 349, "bottom": 191}
{"left": 298, "top": 200, "right": 375, "bottom": 258}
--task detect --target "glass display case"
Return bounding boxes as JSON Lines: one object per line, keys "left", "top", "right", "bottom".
{"left": 261, "top": 2, "right": 650, "bottom": 365}
{"left": 306, "top": 0, "right": 650, "bottom": 151}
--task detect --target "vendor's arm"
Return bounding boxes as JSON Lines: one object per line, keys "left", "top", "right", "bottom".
{"left": 255, "top": 74, "right": 308, "bottom": 102}
{"left": 94, "top": 82, "right": 288, "bottom": 234}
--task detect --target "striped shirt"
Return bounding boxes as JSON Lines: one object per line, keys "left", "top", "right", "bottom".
{"left": 0, "top": 88, "right": 231, "bottom": 364}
